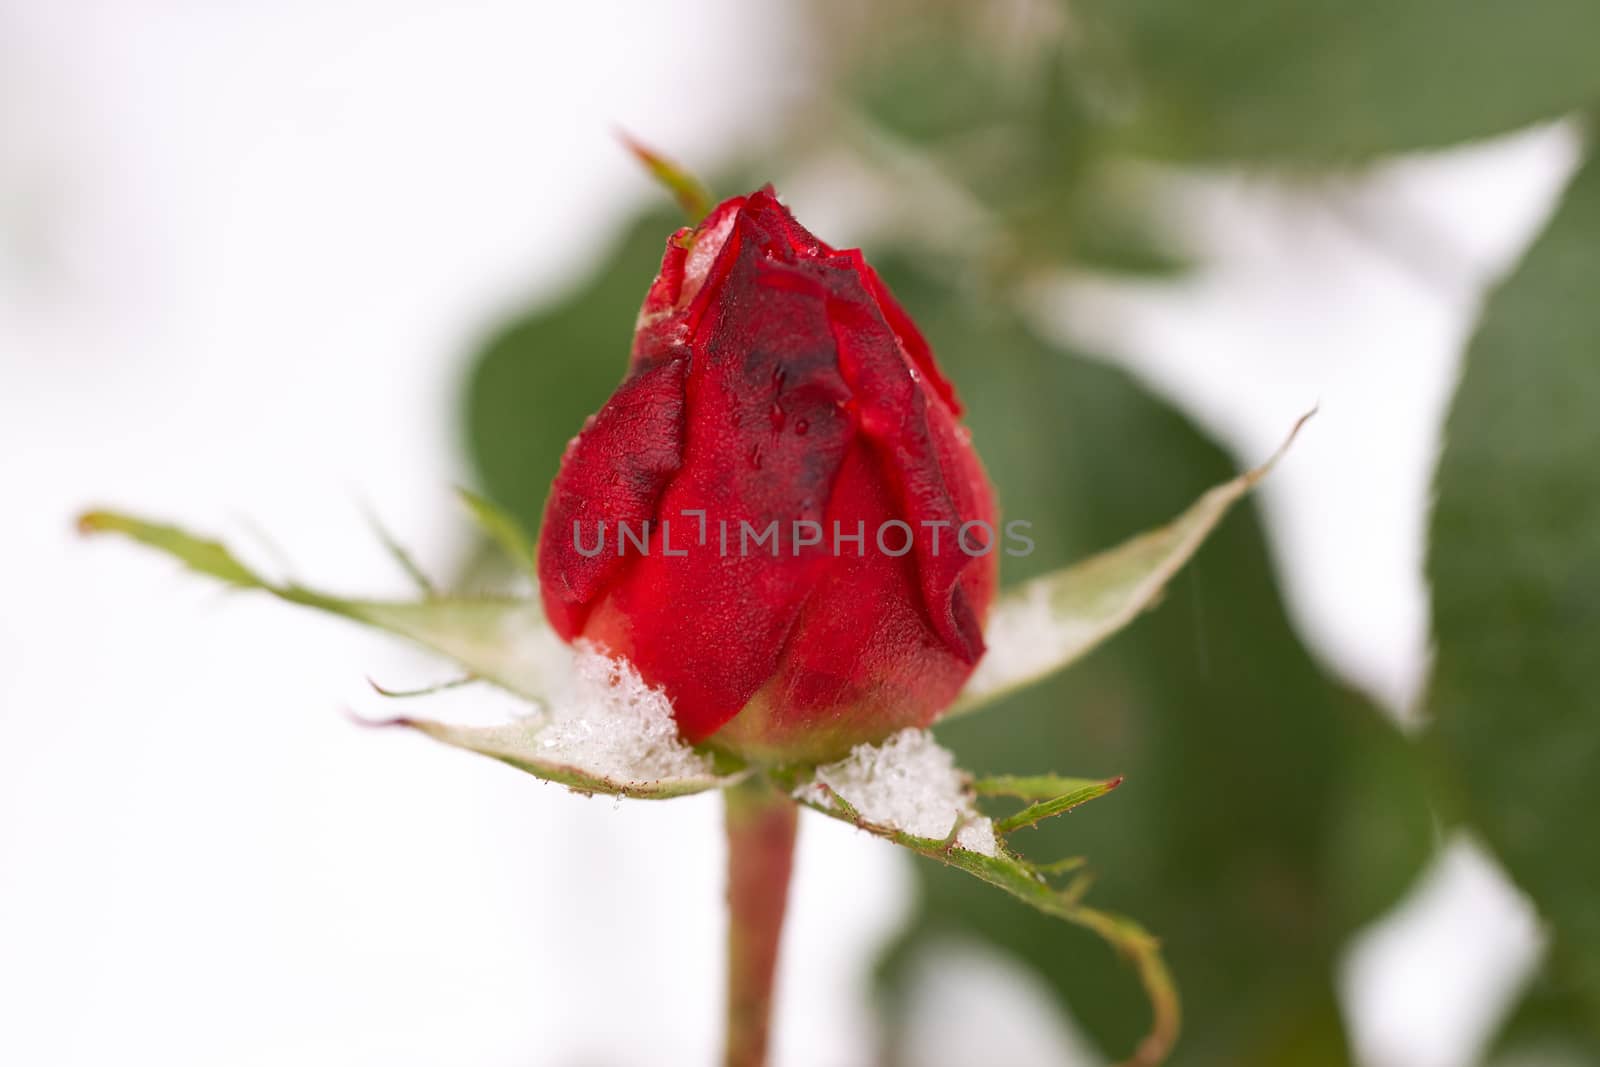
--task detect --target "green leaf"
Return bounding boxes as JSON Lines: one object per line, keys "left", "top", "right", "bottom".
{"left": 1079, "top": 0, "right": 1600, "bottom": 161}
{"left": 79, "top": 509, "right": 564, "bottom": 699}
{"left": 776, "top": 752, "right": 1177, "bottom": 1067}
{"left": 78, "top": 510, "right": 260, "bottom": 587}
{"left": 951, "top": 412, "right": 1311, "bottom": 719}
{"left": 972, "top": 773, "right": 1115, "bottom": 801}
{"left": 864, "top": 262, "right": 1433, "bottom": 1064}
{"left": 990, "top": 777, "right": 1124, "bottom": 836}
{"left": 1427, "top": 148, "right": 1600, "bottom": 1030}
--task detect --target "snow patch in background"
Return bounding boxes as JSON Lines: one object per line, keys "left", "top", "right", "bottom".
{"left": 1341, "top": 837, "right": 1545, "bottom": 1067}
{"left": 1028, "top": 121, "right": 1584, "bottom": 722}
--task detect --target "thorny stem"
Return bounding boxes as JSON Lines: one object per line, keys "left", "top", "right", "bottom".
{"left": 722, "top": 775, "right": 800, "bottom": 1067}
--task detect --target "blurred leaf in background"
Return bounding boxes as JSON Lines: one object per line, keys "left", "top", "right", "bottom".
{"left": 868, "top": 263, "right": 1433, "bottom": 1065}
{"left": 1074, "top": 0, "right": 1600, "bottom": 161}
{"left": 817, "top": 0, "right": 1600, "bottom": 279}
{"left": 821, "top": 2, "right": 1183, "bottom": 277}
{"left": 1428, "top": 146, "right": 1600, "bottom": 1058}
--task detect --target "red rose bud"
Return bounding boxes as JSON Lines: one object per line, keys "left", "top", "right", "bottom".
{"left": 537, "top": 187, "right": 998, "bottom": 762}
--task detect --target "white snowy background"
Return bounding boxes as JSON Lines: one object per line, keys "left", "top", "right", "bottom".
{"left": 0, "top": 2, "right": 1575, "bottom": 1064}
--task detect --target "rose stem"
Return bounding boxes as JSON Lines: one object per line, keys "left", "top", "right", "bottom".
{"left": 722, "top": 775, "right": 800, "bottom": 1067}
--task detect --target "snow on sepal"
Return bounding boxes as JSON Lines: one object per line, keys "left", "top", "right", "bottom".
{"left": 375, "top": 717, "right": 746, "bottom": 798}
{"left": 368, "top": 646, "right": 747, "bottom": 799}
{"left": 793, "top": 729, "right": 1002, "bottom": 855}
{"left": 950, "top": 411, "right": 1314, "bottom": 720}
{"left": 79, "top": 509, "right": 747, "bottom": 799}
{"left": 775, "top": 728, "right": 1177, "bottom": 1067}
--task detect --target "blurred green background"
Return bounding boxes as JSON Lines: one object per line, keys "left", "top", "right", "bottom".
{"left": 461, "top": 3, "right": 1600, "bottom": 1063}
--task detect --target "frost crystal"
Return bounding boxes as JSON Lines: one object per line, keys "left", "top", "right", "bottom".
{"left": 798, "top": 729, "right": 998, "bottom": 856}
{"left": 530, "top": 640, "right": 712, "bottom": 784}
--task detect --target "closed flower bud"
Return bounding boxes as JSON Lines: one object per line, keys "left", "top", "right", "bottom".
{"left": 537, "top": 188, "right": 998, "bottom": 762}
